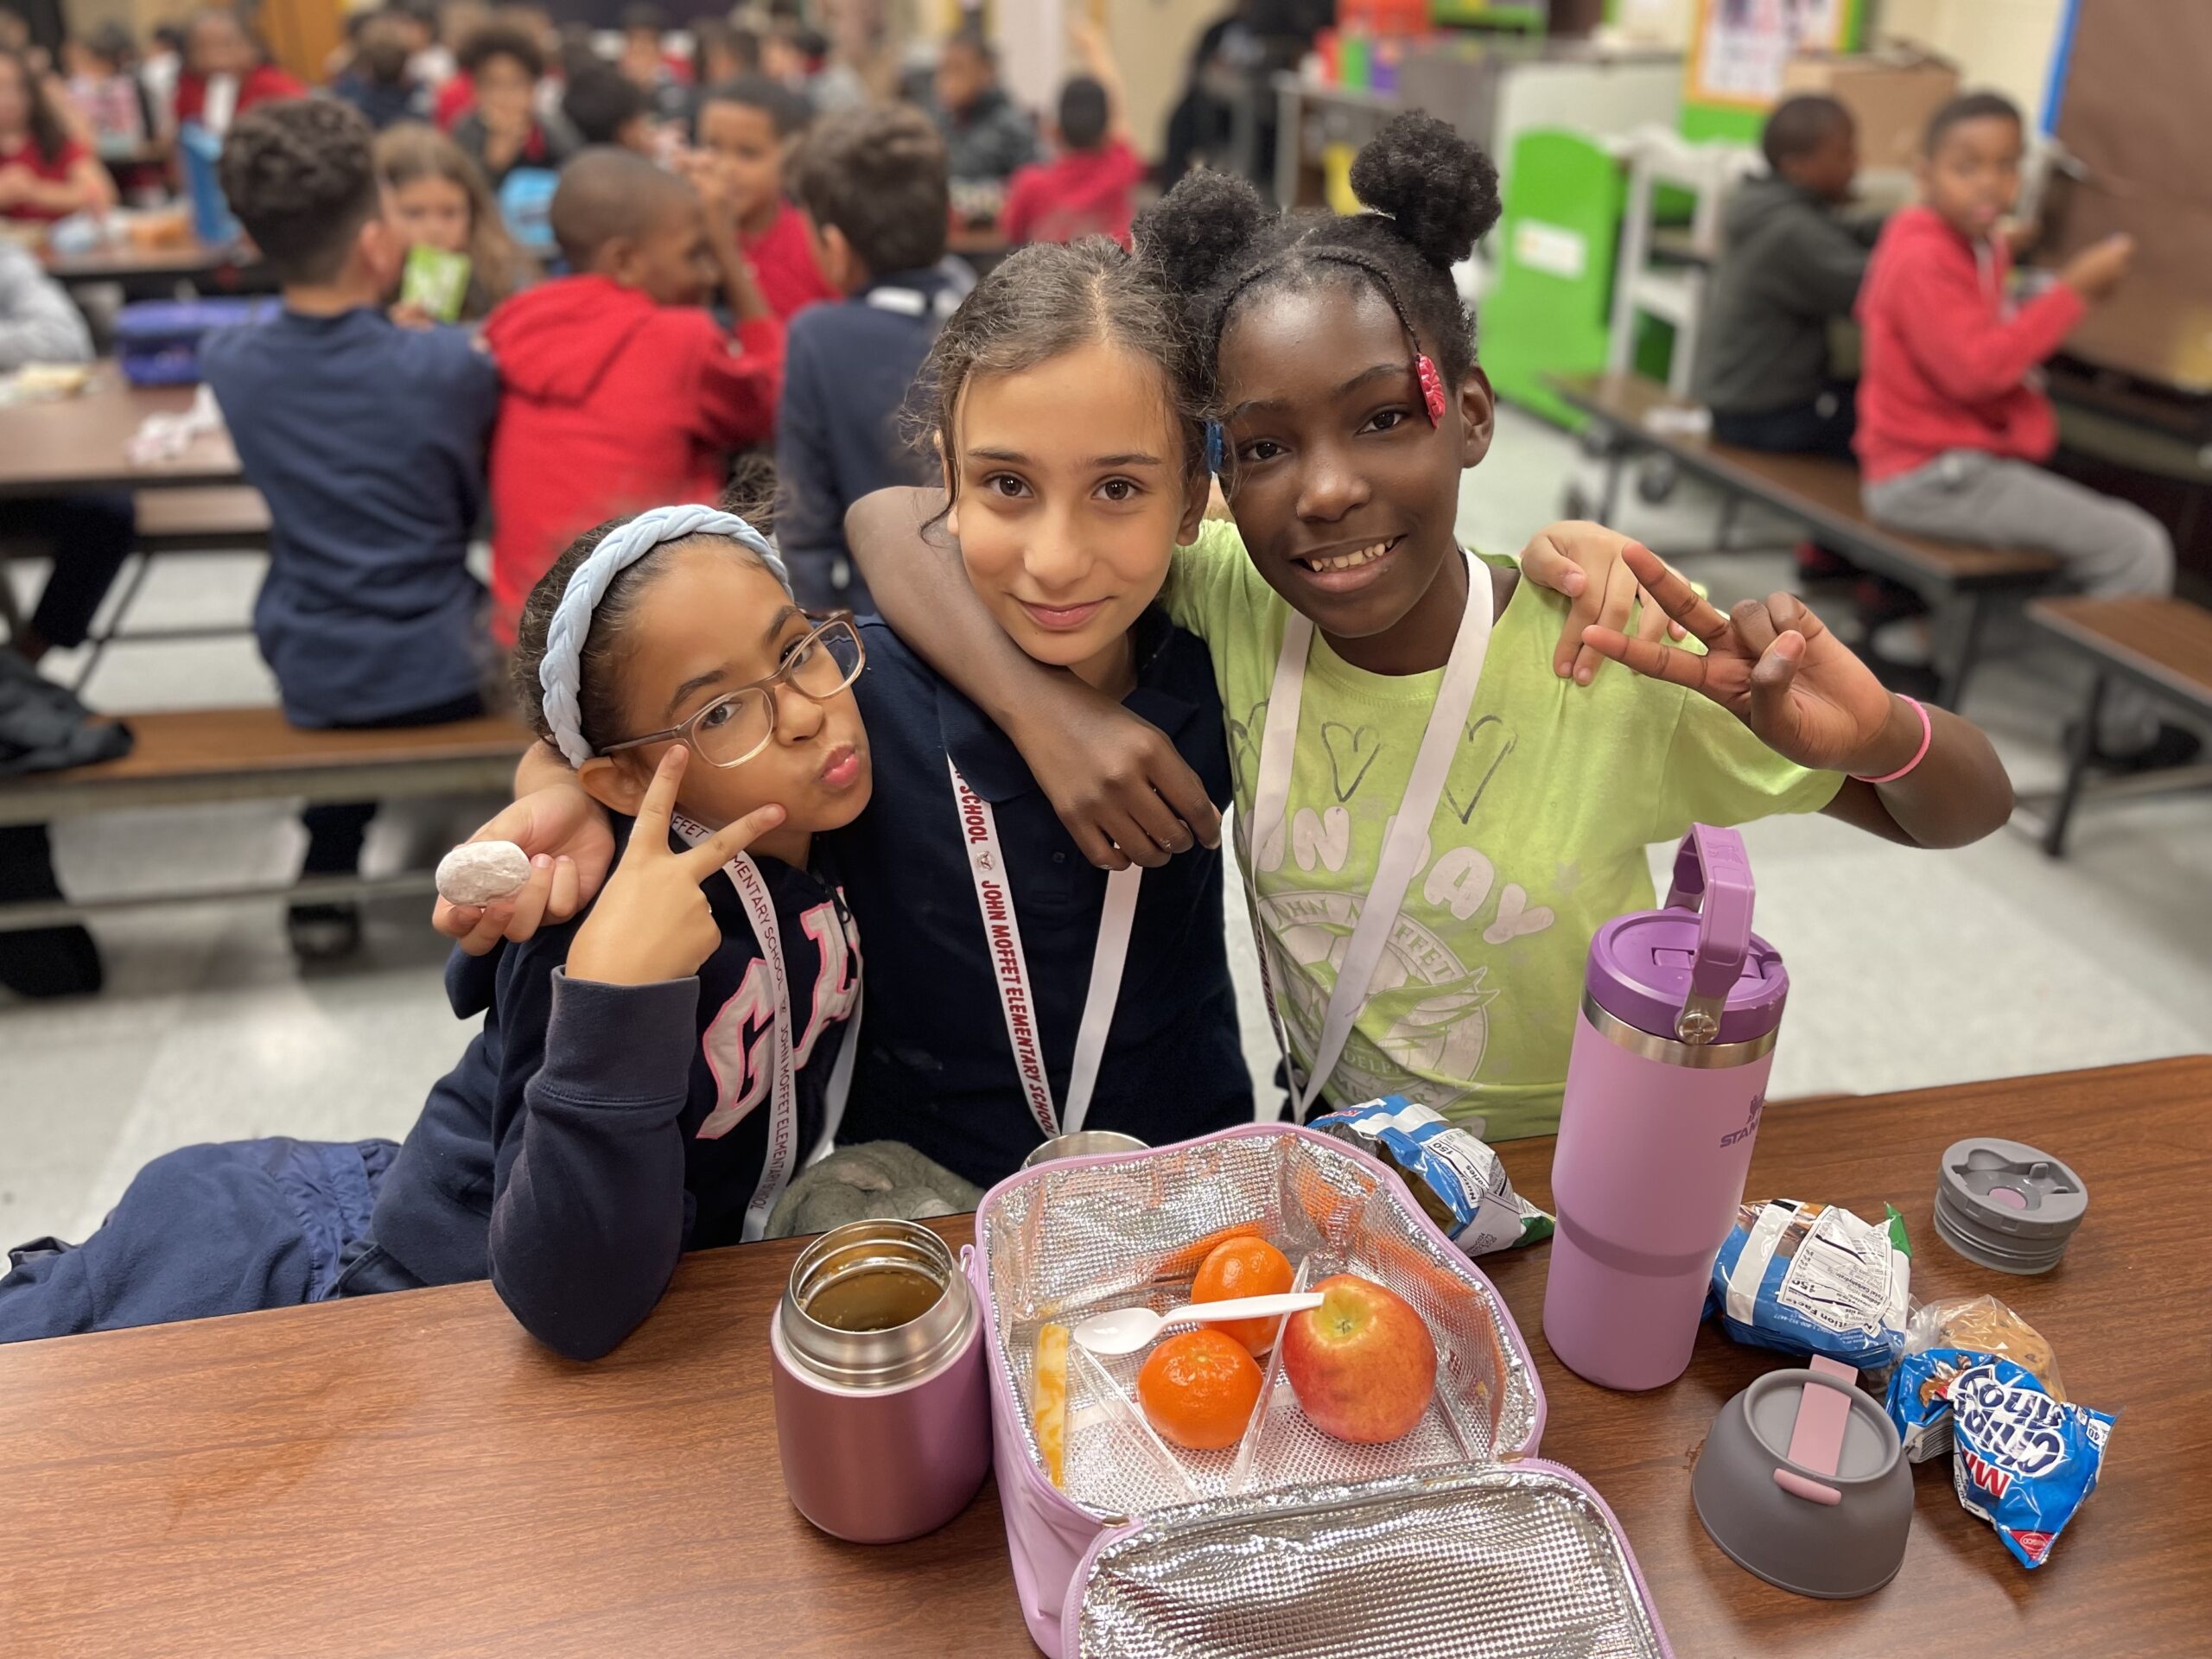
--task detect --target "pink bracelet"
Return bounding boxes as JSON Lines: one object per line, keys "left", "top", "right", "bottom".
{"left": 1853, "top": 696, "right": 1933, "bottom": 785}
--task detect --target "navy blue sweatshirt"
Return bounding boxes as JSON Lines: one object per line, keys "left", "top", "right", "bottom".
{"left": 772, "top": 267, "right": 963, "bottom": 613}
{"left": 368, "top": 828, "right": 859, "bottom": 1359}
{"left": 201, "top": 307, "right": 499, "bottom": 727}
{"left": 832, "top": 614, "right": 1251, "bottom": 1185}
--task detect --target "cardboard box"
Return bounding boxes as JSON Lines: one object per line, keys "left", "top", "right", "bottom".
{"left": 1782, "top": 47, "right": 1961, "bottom": 171}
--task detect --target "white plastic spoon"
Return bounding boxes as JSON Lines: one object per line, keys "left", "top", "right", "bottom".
{"left": 1071, "top": 1292, "right": 1324, "bottom": 1357}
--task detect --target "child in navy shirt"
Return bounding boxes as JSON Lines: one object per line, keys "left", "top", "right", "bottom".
{"left": 0, "top": 508, "right": 871, "bottom": 1357}
{"left": 776, "top": 104, "right": 963, "bottom": 611}
{"left": 201, "top": 99, "right": 499, "bottom": 958}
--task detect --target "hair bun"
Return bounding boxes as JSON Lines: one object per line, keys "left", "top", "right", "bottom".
{"left": 1135, "top": 168, "right": 1267, "bottom": 294}
{"left": 1350, "top": 112, "right": 1500, "bottom": 270}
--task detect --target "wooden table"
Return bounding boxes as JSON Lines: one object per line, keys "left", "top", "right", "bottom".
{"left": 1, "top": 1058, "right": 2204, "bottom": 1658}
{"left": 0, "top": 362, "right": 241, "bottom": 498}
{"left": 38, "top": 237, "right": 268, "bottom": 292}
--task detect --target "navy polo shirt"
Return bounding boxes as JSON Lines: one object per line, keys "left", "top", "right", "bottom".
{"left": 832, "top": 613, "right": 1251, "bottom": 1186}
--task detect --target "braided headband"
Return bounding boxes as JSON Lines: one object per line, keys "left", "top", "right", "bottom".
{"left": 538, "top": 504, "right": 791, "bottom": 769}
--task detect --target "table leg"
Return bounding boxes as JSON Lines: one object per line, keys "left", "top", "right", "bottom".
{"left": 1274, "top": 80, "right": 1302, "bottom": 208}
{"left": 1597, "top": 438, "right": 1627, "bottom": 526}
{"left": 2044, "top": 672, "right": 2105, "bottom": 858}
{"left": 1933, "top": 592, "right": 1989, "bottom": 710}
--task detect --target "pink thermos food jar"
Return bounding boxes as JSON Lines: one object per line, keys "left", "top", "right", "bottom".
{"left": 1543, "top": 825, "right": 1787, "bottom": 1392}
{"left": 770, "top": 1218, "right": 992, "bottom": 1543}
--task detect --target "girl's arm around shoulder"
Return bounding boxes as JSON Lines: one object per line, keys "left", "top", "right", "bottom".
{"left": 845, "top": 486, "right": 1223, "bottom": 870}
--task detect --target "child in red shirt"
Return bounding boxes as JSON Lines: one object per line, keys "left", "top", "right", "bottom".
{"left": 0, "top": 47, "right": 114, "bottom": 222}
{"left": 484, "top": 149, "right": 783, "bottom": 645}
{"left": 173, "top": 11, "right": 305, "bottom": 133}
{"left": 1857, "top": 92, "right": 2188, "bottom": 769}
{"left": 1000, "top": 20, "right": 1143, "bottom": 248}
{"left": 687, "top": 73, "right": 836, "bottom": 321}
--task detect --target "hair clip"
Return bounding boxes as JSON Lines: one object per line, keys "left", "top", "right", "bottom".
{"left": 1205, "top": 421, "right": 1225, "bottom": 476}
{"left": 1416, "top": 355, "right": 1446, "bottom": 427}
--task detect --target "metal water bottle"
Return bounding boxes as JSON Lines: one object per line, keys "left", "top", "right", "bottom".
{"left": 1542, "top": 825, "right": 1788, "bottom": 1391}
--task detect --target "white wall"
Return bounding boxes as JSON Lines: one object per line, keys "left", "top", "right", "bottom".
{"left": 1875, "top": 0, "right": 2069, "bottom": 122}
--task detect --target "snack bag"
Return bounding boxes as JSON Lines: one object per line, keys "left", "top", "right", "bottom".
{"left": 1886, "top": 1295, "right": 2066, "bottom": 1463}
{"left": 1707, "top": 1198, "right": 1911, "bottom": 1370}
{"left": 1309, "top": 1097, "right": 1551, "bottom": 1255}
{"left": 1948, "top": 1357, "right": 2114, "bottom": 1569}
{"left": 401, "top": 244, "right": 473, "bottom": 324}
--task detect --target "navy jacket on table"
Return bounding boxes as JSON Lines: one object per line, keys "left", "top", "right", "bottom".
{"left": 832, "top": 614, "right": 1251, "bottom": 1187}
{"left": 201, "top": 308, "right": 499, "bottom": 727}
{"left": 369, "top": 827, "right": 859, "bottom": 1359}
{"left": 773, "top": 266, "right": 965, "bottom": 613}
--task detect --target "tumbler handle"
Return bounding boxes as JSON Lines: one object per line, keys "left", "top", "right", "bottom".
{"left": 1663, "top": 824, "right": 1755, "bottom": 1045}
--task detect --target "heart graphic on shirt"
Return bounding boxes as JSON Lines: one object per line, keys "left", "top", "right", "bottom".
{"left": 1321, "top": 722, "right": 1382, "bottom": 802}
{"left": 1483, "top": 883, "right": 1555, "bottom": 944}
{"left": 1442, "top": 716, "right": 1514, "bottom": 824}
{"left": 1227, "top": 700, "right": 1268, "bottom": 775}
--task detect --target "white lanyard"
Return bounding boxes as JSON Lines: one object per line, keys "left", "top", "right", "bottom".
{"left": 1244, "top": 551, "right": 1494, "bottom": 1116}
{"left": 672, "top": 815, "right": 859, "bottom": 1241}
{"left": 949, "top": 760, "right": 1141, "bottom": 1141}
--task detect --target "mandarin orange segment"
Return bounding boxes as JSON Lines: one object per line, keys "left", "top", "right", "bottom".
{"left": 1135, "top": 1328, "right": 1264, "bottom": 1451}
{"left": 1191, "top": 1236, "right": 1294, "bottom": 1357}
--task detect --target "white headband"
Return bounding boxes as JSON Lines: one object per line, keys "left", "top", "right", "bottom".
{"left": 537, "top": 504, "right": 791, "bottom": 769}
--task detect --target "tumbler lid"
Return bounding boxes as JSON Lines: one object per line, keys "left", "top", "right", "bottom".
{"left": 1586, "top": 916, "right": 1789, "bottom": 1046}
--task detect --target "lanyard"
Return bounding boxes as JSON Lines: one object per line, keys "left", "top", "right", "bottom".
{"left": 1243, "top": 550, "right": 1493, "bottom": 1117}
{"left": 672, "top": 815, "right": 859, "bottom": 1241}
{"left": 948, "top": 760, "right": 1141, "bottom": 1141}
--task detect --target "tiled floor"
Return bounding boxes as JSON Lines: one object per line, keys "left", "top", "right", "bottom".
{"left": 5, "top": 408, "right": 2208, "bottom": 1248}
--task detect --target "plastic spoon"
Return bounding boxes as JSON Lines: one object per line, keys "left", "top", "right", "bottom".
{"left": 1071, "top": 1292, "right": 1324, "bottom": 1357}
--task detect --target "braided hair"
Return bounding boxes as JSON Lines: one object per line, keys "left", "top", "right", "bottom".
{"left": 1136, "top": 113, "right": 1501, "bottom": 406}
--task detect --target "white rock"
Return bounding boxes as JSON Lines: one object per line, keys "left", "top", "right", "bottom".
{"left": 435, "top": 840, "right": 533, "bottom": 905}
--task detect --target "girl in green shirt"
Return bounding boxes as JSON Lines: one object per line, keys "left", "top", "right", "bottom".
{"left": 852, "top": 115, "right": 2012, "bottom": 1137}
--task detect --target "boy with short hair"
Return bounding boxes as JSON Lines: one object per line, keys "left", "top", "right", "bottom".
{"left": 202, "top": 99, "right": 500, "bottom": 957}
{"left": 689, "top": 73, "right": 836, "bottom": 320}
{"left": 1857, "top": 92, "right": 2191, "bottom": 769}
{"left": 1000, "top": 17, "right": 1143, "bottom": 248}
{"left": 562, "top": 62, "right": 652, "bottom": 153}
{"left": 778, "top": 104, "right": 960, "bottom": 609}
{"left": 482, "top": 147, "right": 782, "bottom": 645}
{"left": 1698, "top": 94, "right": 1878, "bottom": 457}
{"left": 617, "top": 2, "right": 687, "bottom": 125}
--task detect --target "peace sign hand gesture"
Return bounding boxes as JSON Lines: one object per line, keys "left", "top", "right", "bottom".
{"left": 565, "top": 748, "right": 788, "bottom": 988}
{"left": 1580, "top": 545, "right": 1903, "bottom": 777}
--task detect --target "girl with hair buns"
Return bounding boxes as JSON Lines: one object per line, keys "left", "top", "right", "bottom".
{"left": 853, "top": 113, "right": 2013, "bottom": 1140}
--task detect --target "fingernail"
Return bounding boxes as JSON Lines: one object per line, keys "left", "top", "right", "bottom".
{"left": 556, "top": 855, "right": 573, "bottom": 867}
{"left": 1576, "top": 668, "right": 1592, "bottom": 685}
{"left": 532, "top": 855, "right": 552, "bottom": 870}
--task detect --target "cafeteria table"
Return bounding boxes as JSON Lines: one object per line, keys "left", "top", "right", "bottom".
{"left": 0, "top": 1056, "right": 2203, "bottom": 1657}
{"left": 0, "top": 361, "right": 241, "bottom": 498}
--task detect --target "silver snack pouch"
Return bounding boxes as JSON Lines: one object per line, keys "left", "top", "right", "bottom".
{"left": 1310, "top": 1096, "right": 1552, "bottom": 1256}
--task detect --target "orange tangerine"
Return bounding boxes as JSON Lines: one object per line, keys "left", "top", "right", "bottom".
{"left": 1191, "top": 1236, "right": 1295, "bottom": 1357}
{"left": 1135, "top": 1328, "right": 1264, "bottom": 1451}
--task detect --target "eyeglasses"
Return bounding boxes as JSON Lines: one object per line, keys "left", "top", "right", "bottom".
{"left": 600, "top": 613, "right": 865, "bottom": 769}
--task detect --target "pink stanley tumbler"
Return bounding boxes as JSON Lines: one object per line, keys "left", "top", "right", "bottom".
{"left": 770, "top": 1218, "right": 993, "bottom": 1542}
{"left": 1543, "top": 825, "right": 1786, "bottom": 1391}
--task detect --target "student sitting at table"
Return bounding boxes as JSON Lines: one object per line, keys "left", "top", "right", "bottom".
{"left": 375, "top": 121, "right": 532, "bottom": 321}
{"left": 482, "top": 148, "right": 782, "bottom": 648}
{"left": 200, "top": 98, "right": 500, "bottom": 960}
{"left": 329, "top": 10, "right": 429, "bottom": 132}
{"left": 449, "top": 18, "right": 575, "bottom": 191}
{"left": 0, "top": 44, "right": 117, "bottom": 222}
{"left": 0, "top": 507, "right": 876, "bottom": 1357}
{"left": 561, "top": 63, "right": 654, "bottom": 156}
{"left": 173, "top": 10, "right": 305, "bottom": 137}
{"left": 0, "top": 237, "right": 132, "bottom": 999}
{"left": 928, "top": 26, "right": 1035, "bottom": 189}
{"left": 999, "top": 18, "right": 1144, "bottom": 250}
{"left": 1856, "top": 92, "right": 2195, "bottom": 772}
{"left": 775, "top": 102, "right": 961, "bottom": 611}
{"left": 687, "top": 73, "right": 837, "bottom": 321}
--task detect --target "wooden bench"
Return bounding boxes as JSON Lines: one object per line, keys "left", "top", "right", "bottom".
{"left": 2020, "top": 596, "right": 2212, "bottom": 855}
{"left": 0, "top": 706, "right": 531, "bottom": 925}
{"left": 131, "top": 486, "right": 270, "bottom": 552}
{"left": 1549, "top": 371, "right": 2064, "bottom": 707}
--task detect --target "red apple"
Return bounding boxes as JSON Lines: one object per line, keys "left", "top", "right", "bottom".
{"left": 1281, "top": 1274, "right": 1438, "bottom": 1444}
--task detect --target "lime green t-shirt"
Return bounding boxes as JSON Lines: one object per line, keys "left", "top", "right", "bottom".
{"left": 1166, "top": 522, "right": 1843, "bottom": 1140}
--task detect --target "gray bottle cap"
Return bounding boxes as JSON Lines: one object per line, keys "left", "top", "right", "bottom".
{"left": 1934, "top": 1138, "right": 2087, "bottom": 1275}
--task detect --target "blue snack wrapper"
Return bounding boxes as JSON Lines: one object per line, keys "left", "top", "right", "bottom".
{"left": 1946, "top": 1357, "right": 2114, "bottom": 1569}
{"left": 1707, "top": 1198, "right": 1911, "bottom": 1370}
{"left": 1308, "top": 1097, "right": 1551, "bottom": 1256}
